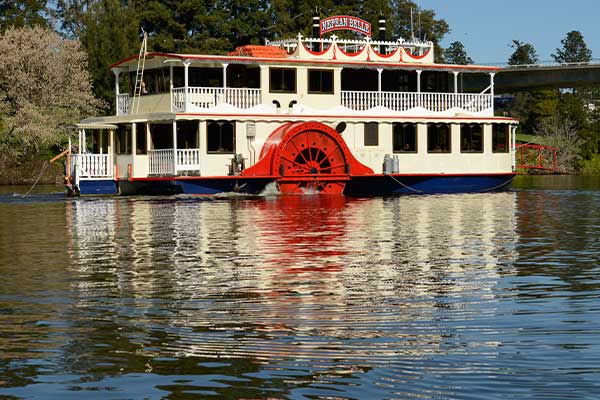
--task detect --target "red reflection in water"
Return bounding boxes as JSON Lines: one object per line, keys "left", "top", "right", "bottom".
{"left": 245, "top": 195, "right": 350, "bottom": 273}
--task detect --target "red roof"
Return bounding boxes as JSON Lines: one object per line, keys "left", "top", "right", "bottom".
{"left": 227, "top": 45, "right": 288, "bottom": 58}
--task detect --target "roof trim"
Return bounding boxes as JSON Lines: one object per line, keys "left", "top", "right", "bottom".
{"left": 109, "top": 51, "right": 502, "bottom": 73}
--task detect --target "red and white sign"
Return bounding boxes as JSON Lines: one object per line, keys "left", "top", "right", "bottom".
{"left": 320, "top": 15, "right": 372, "bottom": 37}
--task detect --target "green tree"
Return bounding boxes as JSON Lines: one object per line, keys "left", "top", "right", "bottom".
{"left": 81, "top": 0, "right": 140, "bottom": 110}
{"left": 389, "top": 1, "right": 449, "bottom": 62}
{"left": 508, "top": 40, "right": 538, "bottom": 65}
{"left": 552, "top": 30, "right": 592, "bottom": 63}
{"left": 0, "top": 26, "right": 103, "bottom": 167}
{"left": 443, "top": 41, "right": 473, "bottom": 65}
{"left": 0, "top": 0, "right": 48, "bottom": 31}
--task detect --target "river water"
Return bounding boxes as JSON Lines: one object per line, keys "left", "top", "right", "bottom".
{"left": 0, "top": 176, "right": 599, "bottom": 399}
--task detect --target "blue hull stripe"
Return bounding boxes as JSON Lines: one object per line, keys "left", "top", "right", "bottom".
{"left": 76, "top": 175, "right": 514, "bottom": 196}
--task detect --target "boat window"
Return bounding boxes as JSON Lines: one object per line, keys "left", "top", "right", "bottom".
{"left": 393, "top": 123, "right": 417, "bottom": 152}
{"left": 493, "top": 124, "right": 510, "bottom": 153}
{"left": 341, "top": 68, "right": 378, "bottom": 91}
{"left": 308, "top": 69, "right": 334, "bottom": 94}
{"left": 364, "top": 122, "right": 379, "bottom": 146}
{"left": 177, "top": 121, "right": 199, "bottom": 149}
{"left": 149, "top": 124, "right": 174, "bottom": 149}
{"left": 270, "top": 68, "right": 296, "bottom": 93}
{"left": 460, "top": 123, "right": 483, "bottom": 153}
{"left": 115, "top": 125, "right": 131, "bottom": 154}
{"left": 129, "top": 67, "right": 171, "bottom": 95}
{"left": 136, "top": 123, "right": 147, "bottom": 154}
{"left": 189, "top": 67, "right": 223, "bottom": 87}
{"left": 382, "top": 70, "right": 417, "bottom": 92}
{"left": 427, "top": 123, "right": 451, "bottom": 153}
{"left": 422, "top": 71, "right": 450, "bottom": 93}
{"left": 207, "top": 121, "right": 235, "bottom": 153}
{"left": 228, "top": 65, "right": 260, "bottom": 88}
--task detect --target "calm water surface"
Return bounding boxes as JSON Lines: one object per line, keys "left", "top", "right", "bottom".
{"left": 0, "top": 177, "right": 599, "bottom": 399}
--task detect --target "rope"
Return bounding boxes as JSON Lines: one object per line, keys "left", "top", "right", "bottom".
{"left": 385, "top": 173, "right": 423, "bottom": 194}
{"left": 23, "top": 161, "right": 50, "bottom": 197}
{"left": 481, "top": 176, "right": 515, "bottom": 192}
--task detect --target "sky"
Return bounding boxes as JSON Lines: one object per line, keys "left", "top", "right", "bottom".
{"left": 418, "top": 0, "right": 600, "bottom": 64}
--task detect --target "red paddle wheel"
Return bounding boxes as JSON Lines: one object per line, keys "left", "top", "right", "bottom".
{"left": 242, "top": 122, "right": 373, "bottom": 194}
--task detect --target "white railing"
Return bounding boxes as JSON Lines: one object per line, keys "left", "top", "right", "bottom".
{"left": 148, "top": 148, "right": 202, "bottom": 175}
{"left": 341, "top": 91, "right": 493, "bottom": 113}
{"left": 176, "top": 149, "right": 201, "bottom": 172}
{"left": 172, "top": 87, "right": 261, "bottom": 112}
{"left": 116, "top": 94, "right": 131, "bottom": 115}
{"left": 148, "top": 149, "right": 175, "bottom": 175}
{"left": 268, "top": 34, "right": 433, "bottom": 54}
{"left": 72, "top": 154, "right": 113, "bottom": 179}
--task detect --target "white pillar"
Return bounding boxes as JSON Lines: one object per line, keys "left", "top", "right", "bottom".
{"left": 78, "top": 129, "right": 82, "bottom": 154}
{"left": 490, "top": 72, "right": 495, "bottom": 97}
{"left": 172, "top": 120, "right": 178, "bottom": 175}
{"left": 453, "top": 71, "right": 459, "bottom": 94}
{"left": 377, "top": 68, "right": 383, "bottom": 106}
{"left": 222, "top": 63, "right": 229, "bottom": 89}
{"left": 169, "top": 65, "right": 174, "bottom": 113}
{"left": 416, "top": 70, "right": 422, "bottom": 107}
{"left": 131, "top": 123, "right": 137, "bottom": 156}
{"left": 113, "top": 70, "right": 120, "bottom": 115}
{"left": 511, "top": 125, "right": 516, "bottom": 172}
{"left": 183, "top": 59, "right": 191, "bottom": 112}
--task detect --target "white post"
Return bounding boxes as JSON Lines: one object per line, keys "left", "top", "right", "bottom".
{"left": 490, "top": 72, "right": 495, "bottom": 97}
{"left": 222, "top": 63, "right": 229, "bottom": 105}
{"left": 131, "top": 122, "right": 137, "bottom": 156}
{"left": 78, "top": 129, "right": 82, "bottom": 154}
{"left": 170, "top": 65, "right": 174, "bottom": 112}
{"left": 183, "top": 59, "right": 191, "bottom": 112}
{"left": 453, "top": 71, "right": 459, "bottom": 94}
{"left": 416, "top": 70, "right": 422, "bottom": 107}
{"left": 172, "top": 120, "right": 177, "bottom": 175}
{"left": 511, "top": 125, "right": 516, "bottom": 171}
{"left": 113, "top": 70, "right": 120, "bottom": 115}
{"left": 222, "top": 63, "right": 229, "bottom": 89}
{"left": 82, "top": 129, "right": 86, "bottom": 153}
{"left": 377, "top": 68, "right": 383, "bottom": 106}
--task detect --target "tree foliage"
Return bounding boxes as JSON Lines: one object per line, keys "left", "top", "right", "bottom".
{"left": 508, "top": 40, "right": 538, "bottom": 65}
{"left": 552, "top": 30, "right": 592, "bottom": 64}
{"left": 0, "top": 26, "right": 103, "bottom": 166}
{"left": 0, "top": 0, "right": 48, "bottom": 31}
{"left": 443, "top": 41, "right": 473, "bottom": 65}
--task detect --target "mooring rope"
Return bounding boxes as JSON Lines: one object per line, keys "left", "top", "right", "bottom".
{"left": 23, "top": 161, "right": 50, "bottom": 197}
{"left": 385, "top": 173, "right": 423, "bottom": 194}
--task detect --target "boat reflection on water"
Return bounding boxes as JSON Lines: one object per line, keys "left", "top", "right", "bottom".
{"left": 64, "top": 192, "right": 519, "bottom": 373}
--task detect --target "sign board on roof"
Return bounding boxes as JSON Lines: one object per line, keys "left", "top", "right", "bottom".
{"left": 320, "top": 16, "right": 372, "bottom": 37}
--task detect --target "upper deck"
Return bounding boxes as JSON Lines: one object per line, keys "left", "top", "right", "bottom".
{"left": 110, "top": 32, "right": 501, "bottom": 119}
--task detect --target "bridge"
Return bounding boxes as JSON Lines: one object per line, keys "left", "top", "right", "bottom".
{"left": 464, "top": 59, "right": 600, "bottom": 93}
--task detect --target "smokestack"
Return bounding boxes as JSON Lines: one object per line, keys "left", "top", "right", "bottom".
{"left": 378, "top": 16, "right": 387, "bottom": 54}
{"left": 312, "top": 13, "right": 320, "bottom": 52}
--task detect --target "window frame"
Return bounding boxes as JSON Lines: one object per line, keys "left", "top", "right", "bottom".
{"left": 269, "top": 68, "right": 297, "bottom": 93}
{"left": 364, "top": 122, "right": 379, "bottom": 147}
{"left": 307, "top": 68, "right": 334, "bottom": 94}
{"left": 460, "top": 123, "right": 484, "bottom": 153}
{"left": 392, "top": 123, "right": 418, "bottom": 153}
{"left": 427, "top": 123, "right": 451, "bottom": 153}
{"left": 206, "top": 120, "right": 236, "bottom": 154}
{"left": 492, "top": 123, "right": 510, "bottom": 153}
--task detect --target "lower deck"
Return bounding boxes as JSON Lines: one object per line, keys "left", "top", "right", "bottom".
{"left": 69, "top": 116, "right": 518, "bottom": 196}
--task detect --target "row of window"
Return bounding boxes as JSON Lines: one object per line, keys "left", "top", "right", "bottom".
{"left": 370, "top": 123, "right": 510, "bottom": 154}
{"left": 130, "top": 67, "right": 454, "bottom": 96}
{"left": 115, "top": 122, "right": 511, "bottom": 155}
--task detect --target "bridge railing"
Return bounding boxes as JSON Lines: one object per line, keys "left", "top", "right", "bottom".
{"left": 482, "top": 59, "right": 600, "bottom": 69}
{"left": 515, "top": 144, "right": 558, "bottom": 172}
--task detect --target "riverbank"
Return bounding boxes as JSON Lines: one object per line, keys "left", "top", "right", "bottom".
{"left": 0, "top": 157, "right": 64, "bottom": 186}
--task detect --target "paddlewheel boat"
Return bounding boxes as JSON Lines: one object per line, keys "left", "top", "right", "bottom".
{"left": 67, "top": 15, "right": 518, "bottom": 196}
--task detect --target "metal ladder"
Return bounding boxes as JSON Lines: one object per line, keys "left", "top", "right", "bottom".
{"left": 131, "top": 30, "right": 148, "bottom": 114}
